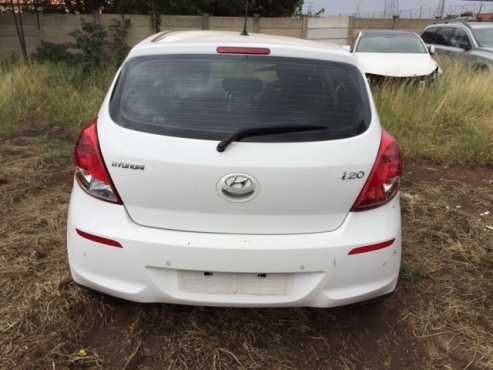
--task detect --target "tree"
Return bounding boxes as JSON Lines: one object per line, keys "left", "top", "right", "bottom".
{"left": 9, "top": 0, "right": 28, "bottom": 62}
{"left": 64, "top": 0, "right": 107, "bottom": 14}
{"left": 207, "top": 0, "right": 304, "bottom": 17}
{"left": 55, "top": 0, "right": 303, "bottom": 16}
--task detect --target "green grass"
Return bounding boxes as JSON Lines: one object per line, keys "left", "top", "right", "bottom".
{"left": 400, "top": 261, "right": 427, "bottom": 283}
{"left": 1, "top": 61, "right": 492, "bottom": 165}
{"left": 0, "top": 63, "right": 115, "bottom": 139}
{"left": 374, "top": 60, "right": 493, "bottom": 165}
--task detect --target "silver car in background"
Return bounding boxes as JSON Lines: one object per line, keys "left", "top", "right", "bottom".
{"left": 422, "top": 22, "right": 493, "bottom": 71}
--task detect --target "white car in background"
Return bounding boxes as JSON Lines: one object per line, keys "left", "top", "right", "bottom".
{"left": 67, "top": 31, "right": 402, "bottom": 308}
{"left": 350, "top": 30, "right": 441, "bottom": 83}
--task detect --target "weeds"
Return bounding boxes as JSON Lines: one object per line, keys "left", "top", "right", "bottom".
{"left": 69, "top": 18, "right": 108, "bottom": 70}
{"left": 0, "top": 63, "right": 114, "bottom": 139}
{"left": 33, "top": 18, "right": 132, "bottom": 68}
{"left": 107, "top": 17, "right": 132, "bottom": 65}
{"left": 400, "top": 261, "right": 427, "bottom": 283}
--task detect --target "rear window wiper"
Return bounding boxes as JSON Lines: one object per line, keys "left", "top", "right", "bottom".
{"left": 216, "top": 125, "right": 329, "bottom": 153}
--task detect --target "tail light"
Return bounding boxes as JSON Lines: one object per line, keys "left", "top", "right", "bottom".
{"left": 351, "top": 130, "right": 401, "bottom": 212}
{"left": 74, "top": 118, "right": 122, "bottom": 204}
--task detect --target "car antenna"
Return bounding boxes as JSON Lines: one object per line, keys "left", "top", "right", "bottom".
{"left": 241, "top": 0, "right": 249, "bottom": 36}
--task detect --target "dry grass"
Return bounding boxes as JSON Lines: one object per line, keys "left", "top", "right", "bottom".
{"left": 0, "top": 138, "right": 105, "bottom": 368}
{"left": 0, "top": 137, "right": 491, "bottom": 369}
{"left": 400, "top": 165, "right": 493, "bottom": 369}
{"left": 1, "top": 60, "right": 492, "bottom": 369}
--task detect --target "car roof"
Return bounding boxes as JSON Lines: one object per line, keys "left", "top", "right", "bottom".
{"left": 135, "top": 30, "right": 341, "bottom": 51}
{"left": 426, "top": 21, "right": 493, "bottom": 29}
{"left": 127, "top": 30, "right": 355, "bottom": 65}
{"left": 360, "top": 30, "right": 418, "bottom": 37}
{"left": 466, "top": 22, "right": 493, "bottom": 29}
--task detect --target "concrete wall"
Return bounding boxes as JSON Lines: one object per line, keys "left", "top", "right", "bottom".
{"left": 397, "top": 18, "right": 436, "bottom": 34}
{"left": 306, "top": 16, "right": 350, "bottom": 45}
{"left": 0, "top": 13, "right": 41, "bottom": 60}
{"left": 258, "top": 17, "right": 303, "bottom": 38}
{"left": 102, "top": 14, "right": 152, "bottom": 46}
{"left": 351, "top": 17, "right": 435, "bottom": 42}
{"left": 0, "top": 13, "right": 435, "bottom": 60}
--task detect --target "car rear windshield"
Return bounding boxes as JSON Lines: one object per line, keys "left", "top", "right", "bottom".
{"left": 109, "top": 55, "right": 371, "bottom": 142}
{"left": 357, "top": 34, "right": 427, "bottom": 53}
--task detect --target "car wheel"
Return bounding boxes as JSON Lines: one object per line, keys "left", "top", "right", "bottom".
{"left": 473, "top": 64, "right": 489, "bottom": 73}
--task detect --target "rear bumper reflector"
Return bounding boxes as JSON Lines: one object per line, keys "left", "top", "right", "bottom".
{"left": 348, "top": 239, "right": 395, "bottom": 255}
{"left": 76, "top": 229, "right": 123, "bottom": 248}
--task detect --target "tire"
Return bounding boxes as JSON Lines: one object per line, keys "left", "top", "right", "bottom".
{"left": 473, "top": 64, "right": 489, "bottom": 73}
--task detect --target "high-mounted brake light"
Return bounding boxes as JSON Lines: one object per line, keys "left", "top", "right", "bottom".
{"left": 74, "top": 118, "right": 122, "bottom": 204}
{"left": 217, "top": 46, "right": 270, "bottom": 55}
{"left": 351, "top": 130, "right": 402, "bottom": 212}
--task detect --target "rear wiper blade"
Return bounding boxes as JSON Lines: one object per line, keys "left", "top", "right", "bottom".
{"left": 216, "top": 125, "right": 329, "bottom": 153}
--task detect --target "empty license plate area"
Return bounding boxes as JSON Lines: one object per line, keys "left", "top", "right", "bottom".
{"left": 178, "top": 271, "right": 292, "bottom": 296}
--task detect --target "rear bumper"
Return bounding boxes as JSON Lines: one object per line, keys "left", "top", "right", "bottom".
{"left": 67, "top": 183, "right": 401, "bottom": 308}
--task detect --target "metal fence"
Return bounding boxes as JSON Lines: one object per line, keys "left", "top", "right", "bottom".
{"left": 354, "top": 4, "right": 493, "bottom": 19}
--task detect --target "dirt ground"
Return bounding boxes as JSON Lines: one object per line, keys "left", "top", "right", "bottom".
{"left": 0, "top": 136, "right": 492, "bottom": 370}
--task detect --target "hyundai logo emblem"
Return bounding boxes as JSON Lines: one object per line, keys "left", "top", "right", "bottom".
{"left": 218, "top": 173, "right": 258, "bottom": 202}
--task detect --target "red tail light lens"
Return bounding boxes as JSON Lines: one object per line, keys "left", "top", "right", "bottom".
{"left": 217, "top": 46, "right": 271, "bottom": 55}
{"left": 74, "top": 118, "right": 122, "bottom": 204}
{"left": 351, "top": 130, "right": 402, "bottom": 212}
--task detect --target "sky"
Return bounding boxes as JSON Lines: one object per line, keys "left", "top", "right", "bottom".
{"left": 307, "top": 0, "right": 493, "bottom": 16}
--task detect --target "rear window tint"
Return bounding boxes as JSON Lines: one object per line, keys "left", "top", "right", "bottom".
{"left": 109, "top": 55, "right": 371, "bottom": 142}
{"left": 422, "top": 28, "right": 438, "bottom": 43}
{"left": 356, "top": 34, "right": 427, "bottom": 53}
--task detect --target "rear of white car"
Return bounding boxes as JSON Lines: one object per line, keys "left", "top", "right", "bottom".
{"left": 67, "top": 31, "right": 402, "bottom": 308}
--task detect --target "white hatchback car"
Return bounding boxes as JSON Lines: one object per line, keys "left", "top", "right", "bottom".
{"left": 67, "top": 31, "right": 402, "bottom": 308}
